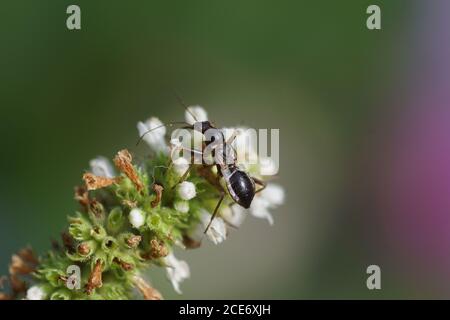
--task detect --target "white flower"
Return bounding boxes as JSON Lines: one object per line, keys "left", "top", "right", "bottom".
{"left": 26, "top": 285, "right": 46, "bottom": 300}
{"left": 198, "top": 210, "right": 227, "bottom": 244}
{"left": 174, "top": 200, "right": 189, "bottom": 213}
{"left": 172, "top": 157, "right": 190, "bottom": 177}
{"left": 129, "top": 208, "right": 145, "bottom": 228}
{"left": 249, "top": 197, "right": 274, "bottom": 225}
{"left": 185, "top": 105, "right": 208, "bottom": 125}
{"left": 249, "top": 183, "right": 285, "bottom": 225}
{"left": 221, "top": 205, "right": 246, "bottom": 227}
{"left": 137, "top": 117, "right": 168, "bottom": 154}
{"left": 177, "top": 181, "right": 196, "bottom": 200}
{"left": 165, "top": 252, "right": 190, "bottom": 294}
{"left": 259, "top": 157, "right": 279, "bottom": 176}
{"left": 261, "top": 183, "right": 285, "bottom": 205}
{"left": 89, "top": 156, "right": 115, "bottom": 178}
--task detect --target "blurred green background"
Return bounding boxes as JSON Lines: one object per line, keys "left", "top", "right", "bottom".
{"left": 0, "top": 0, "right": 430, "bottom": 299}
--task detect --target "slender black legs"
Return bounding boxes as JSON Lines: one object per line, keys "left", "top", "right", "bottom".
{"left": 252, "top": 176, "right": 267, "bottom": 194}
{"left": 204, "top": 191, "right": 225, "bottom": 234}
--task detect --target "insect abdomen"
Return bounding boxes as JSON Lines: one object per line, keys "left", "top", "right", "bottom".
{"left": 227, "top": 170, "right": 255, "bottom": 209}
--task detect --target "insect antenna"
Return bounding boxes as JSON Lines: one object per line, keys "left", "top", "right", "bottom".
{"left": 136, "top": 121, "right": 189, "bottom": 146}
{"left": 174, "top": 91, "right": 198, "bottom": 123}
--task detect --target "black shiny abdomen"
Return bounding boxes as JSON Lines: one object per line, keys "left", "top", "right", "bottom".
{"left": 228, "top": 170, "right": 255, "bottom": 208}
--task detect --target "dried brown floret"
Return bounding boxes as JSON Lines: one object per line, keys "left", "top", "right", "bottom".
{"left": 122, "top": 199, "right": 137, "bottom": 208}
{"left": 61, "top": 232, "right": 75, "bottom": 253}
{"left": 0, "top": 292, "right": 11, "bottom": 300}
{"left": 83, "top": 173, "right": 119, "bottom": 191}
{"left": 113, "top": 258, "right": 133, "bottom": 271}
{"left": 113, "top": 149, "right": 144, "bottom": 192}
{"left": 77, "top": 243, "right": 90, "bottom": 256}
{"left": 74, "top": 186, "right": 90, "bottom": 210}
{"left": 182, "top": 235, "right": 202, "bottom": 249}
{"left": 151, "top": 184, "right": 164, "bottom": 208}
{"left": 85, "top": 260, "right": 103, "bottom": 295}
{"left": 126, "top": 235, "right": 142, "bottom": 248}
{"left": 9, "top": 254, "right": 34, "bottom": 275}
{"left": 17, "top": 247, "right": 38, "bottom": 266}
{"left": 150, "top": 239, "right": 169, "bottom": 259}
{"left": 9, "top": 275, "right": 26, "bottom": 294}
{"left": 133, "top": 276, "right": 163, "bottom": 300}
{"left": 89, "top": 199, "right": 105, "bottom": 219}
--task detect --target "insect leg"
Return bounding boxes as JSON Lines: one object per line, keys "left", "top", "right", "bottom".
{"left": 170, "top": 145, "right": 203, "bottom": 189}
{"left": 225, "top": 130, "right": 238, "bottom": 145}
{"left": 171, "top": 164, "right": 194, "bottom": 189}
{"left": 204, "top": 191, "right": 225, "bottom": 234}
{"left": 252, "top": 176, "right": 267, "bottom": 194}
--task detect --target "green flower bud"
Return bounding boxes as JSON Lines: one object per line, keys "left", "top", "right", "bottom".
{"left": 50, "top": 288, "right": 72, "bottom": 300}
{"left": 68, "top": 214, "right": 92, "bottom": 241}
{"left": 106, "top": 207, "right": 125, "bottom": 234}
{"left": 88, "top": 200, "right": 106, "bottom": 225}
{"left": 101, "top": 236, "right": 119, "bottom": 253}
{"left": 118, "top": 233, "right": 142, "bottom": 249}
{"left": 90, "top": 225, "right": 107, "bottom": 241}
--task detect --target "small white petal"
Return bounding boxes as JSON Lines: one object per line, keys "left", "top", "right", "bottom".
{"left": 89, "top": 156, "right": 115, "bottom": 178}
{"left": 129, "top": 208, "right": 145, "bottom": 228}
{"left": 200, "top": 210, "right": 227, "bottom": 244}
{"left": 249, "top": 197, "right": 274, "bottom": 225}
{"left": 185, "top": 106, "right": 208, "bottom": 125}
{"left": 248, "top": 183, "right": 284, "bottom": 225}
{"left": 165, "top": 253, "right": 190, "bottom": 294}
{"left": 177, "top": 181, "right": 196, "bottom": 200}
{"left": 137, "top": 117, "right": 168, "bottom": 154}
{"left": 261, "top": 183, "right": 285, "bottom": 206}
{"left": 221, "top": 205, "right": 246, "bottom": 227}
{"left": 172, "top": 157, "right": 190, "bottom": 177}
{"left": 174, "top": 200, "right": 190, "bottom": 213}
{"left": 26, "top": 285, "right": 46, "bottom": 300}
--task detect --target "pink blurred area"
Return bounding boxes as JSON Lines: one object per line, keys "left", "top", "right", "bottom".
{"left": 374, "top": 0, "right": 450, "bottom": 293}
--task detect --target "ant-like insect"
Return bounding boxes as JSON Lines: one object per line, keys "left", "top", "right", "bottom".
{"left": 137, "top": 98, "right": 266, "bottom": 234}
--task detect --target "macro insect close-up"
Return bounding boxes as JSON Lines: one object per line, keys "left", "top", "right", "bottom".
{"left": 0, "top": 100, "right": 284, "bottom": 300}
{"left": 2, "top": 0, "right": 450, "bottom": 310}
{"left": 139, "top": 101, "right": 270, "bottom": 233}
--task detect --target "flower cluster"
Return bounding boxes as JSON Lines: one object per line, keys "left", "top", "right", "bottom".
{"left": 0, "top": 106, "right": 284, "bottom": 300}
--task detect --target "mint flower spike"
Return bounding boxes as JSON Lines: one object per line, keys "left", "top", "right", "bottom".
{"left": 0, "top": 105, "right": 285, "bottom": 300}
